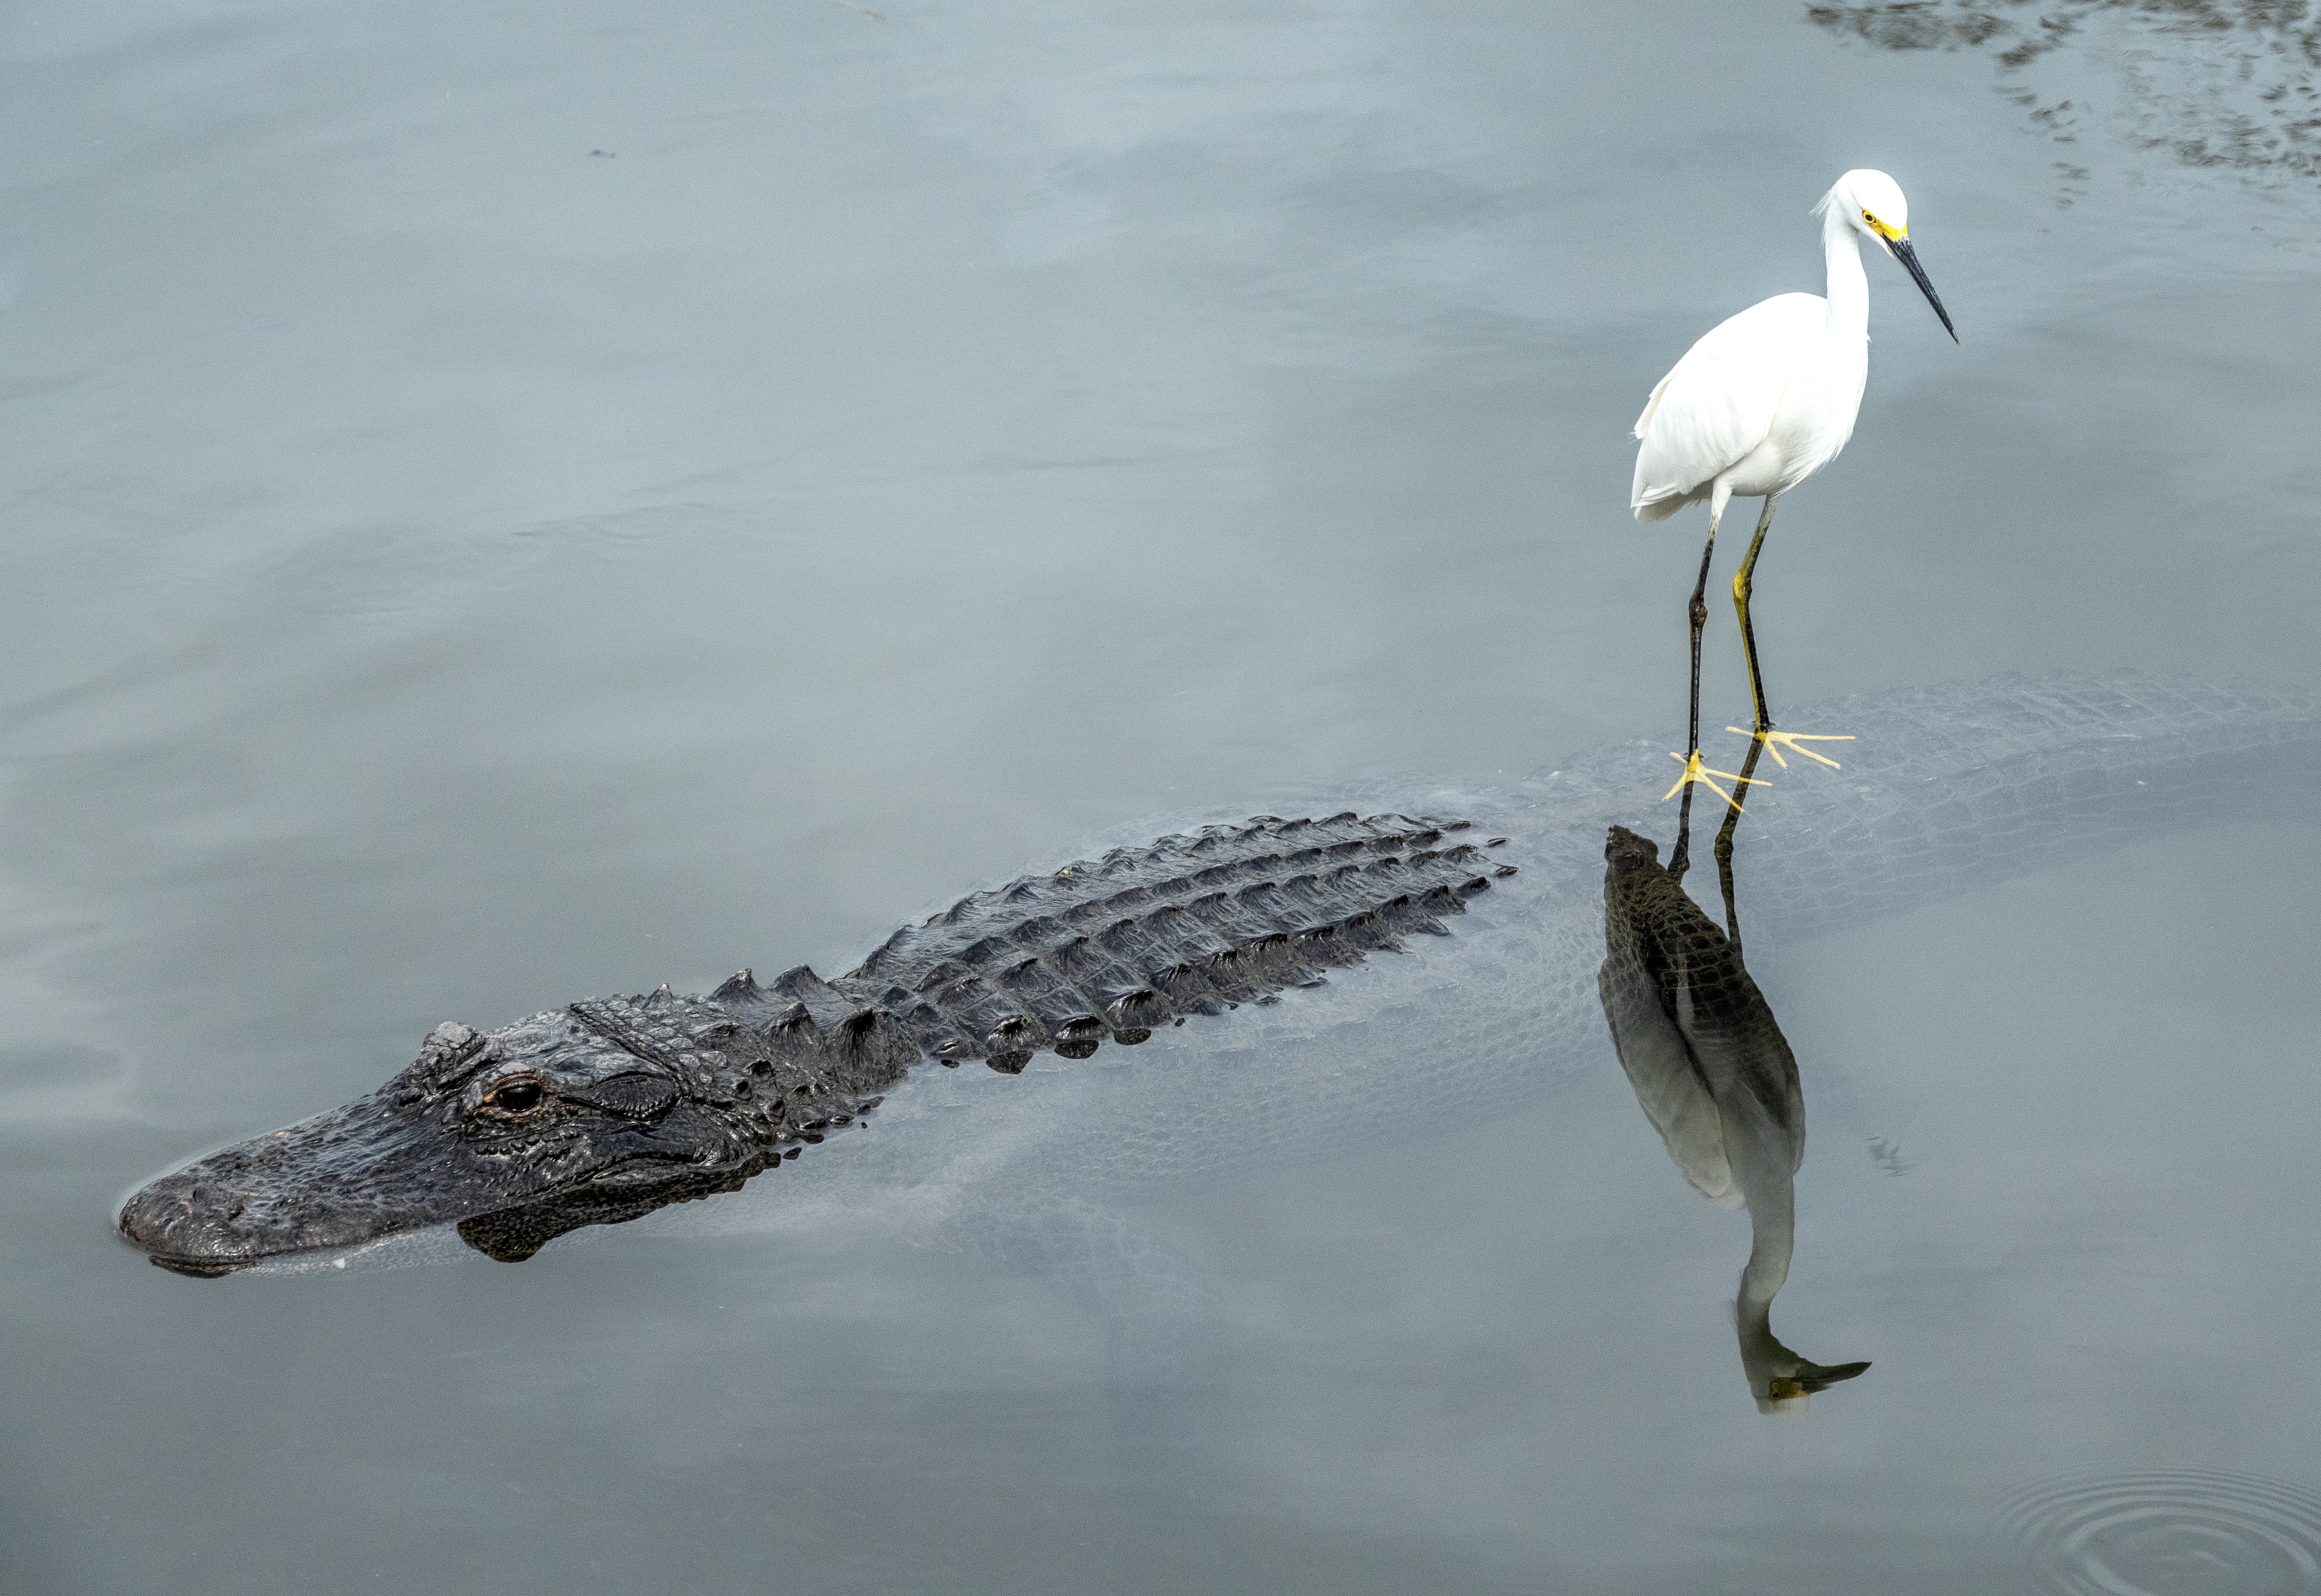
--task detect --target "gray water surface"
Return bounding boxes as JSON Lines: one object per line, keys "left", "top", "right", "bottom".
{"left": 4, "top": 1, "right": 2319, "bottom": 1591}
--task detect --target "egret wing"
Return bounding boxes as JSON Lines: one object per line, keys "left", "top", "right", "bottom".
{"left": 1599, "top": 888, "right": 1806, "bottom": 1206}
{"left": 1631, "top": 292, "right": 1823, "bottom": 521}
{"left": 1599, "top": 938, "right": 1739, "bottom": 1207}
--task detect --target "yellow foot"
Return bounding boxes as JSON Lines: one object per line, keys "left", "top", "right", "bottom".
{"left": 1727, "top": 727, "right": 1854, "bottom": 771}
{"left": 1661, "top": 750, "right": 1768, "bottom": 811}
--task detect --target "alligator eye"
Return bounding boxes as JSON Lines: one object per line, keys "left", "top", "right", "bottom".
{"left": 480, "top": 1076, "right": 547, "bottom": 1115}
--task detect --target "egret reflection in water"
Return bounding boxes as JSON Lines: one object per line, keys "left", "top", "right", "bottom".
{"left": 1598, "top": 745, "right": 1870, "bottom": 1413}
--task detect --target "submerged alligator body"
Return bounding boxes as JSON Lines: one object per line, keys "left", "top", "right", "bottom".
{"left": 120, "top": 670, "right": 2321, "bottom": 1279}
{"left": 120, "top": 814, "right": 1517, "bottom": 1273}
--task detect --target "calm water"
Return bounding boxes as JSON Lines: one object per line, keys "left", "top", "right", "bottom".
{"left": 5, "top": 1, "right": 2319, "bottom": 1591}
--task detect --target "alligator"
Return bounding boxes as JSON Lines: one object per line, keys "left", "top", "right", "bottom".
{"left": 118, "top": 671, "right": 2321, "bottom": 1282}
{"left": 120, "top": 813, "right": 1518, "bottom": 1275}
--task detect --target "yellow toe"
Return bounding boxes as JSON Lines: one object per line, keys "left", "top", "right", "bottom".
{"left": 1727, "top": 727, "right": 1854, "bottom": 771}
{"left": 1662, "top": 750, "right": 1768, "bottom": 810}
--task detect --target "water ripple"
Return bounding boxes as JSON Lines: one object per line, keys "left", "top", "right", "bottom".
{"left": 2003, "top": 1470, "right": 2321, "bottom": 1596}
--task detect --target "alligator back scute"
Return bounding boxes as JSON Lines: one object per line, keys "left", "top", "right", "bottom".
{"left": 805, "top": 813, "right": 1514, "bottom": 1072}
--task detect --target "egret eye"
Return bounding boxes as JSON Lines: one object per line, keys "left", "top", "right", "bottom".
{"left": 480, "top": 1076, "right": 546, "bottom": 1115}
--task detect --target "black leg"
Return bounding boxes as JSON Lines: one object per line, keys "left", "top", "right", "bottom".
{"left": 1669, "top": 508, "right": 1722, "bottom": 878}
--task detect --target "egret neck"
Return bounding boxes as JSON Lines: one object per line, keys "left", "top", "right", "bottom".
{"left": 1821, "top": 194, "right": 1872, "bottom": 347}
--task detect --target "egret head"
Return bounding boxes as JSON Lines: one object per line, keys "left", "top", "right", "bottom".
{"left": 1818, "top": 168, "right": 1957, "bottom": 342}
{"left": 1821, "top": 168, "right": 1910, "bottom": 253}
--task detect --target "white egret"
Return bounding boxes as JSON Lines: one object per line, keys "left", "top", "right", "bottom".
{"left": 1633, "top": 168, "right": 1955, "bottom": 822}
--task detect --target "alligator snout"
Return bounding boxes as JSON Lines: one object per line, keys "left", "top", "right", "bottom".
{"left": 117, "top": 1090, "right": 513, "bottom": 1275}
{"left": 118, "top": 1160, "right": 294, "bottom": 1277}
{"left": 118, "top": 1105, "right": 411, "bottom": 1274}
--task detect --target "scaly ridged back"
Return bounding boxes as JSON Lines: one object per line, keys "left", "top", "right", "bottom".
{"left": 707, "top": 813, "right": 1518, "bottom": 1075}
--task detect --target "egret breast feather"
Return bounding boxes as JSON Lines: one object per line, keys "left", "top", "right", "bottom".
{"left": 1630, "top": 292, "right": 1836, "bottom": 522}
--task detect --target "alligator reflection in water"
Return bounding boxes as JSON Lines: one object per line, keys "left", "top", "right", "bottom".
{"left": 1598, "top": 744, "right": 1869, "bottom": 1413}
{"left": 1807, "top": 0, "right": 2321, "bottom": 188}
{"left": 455, "top": 1166, "right": 758, "bottom": 1264}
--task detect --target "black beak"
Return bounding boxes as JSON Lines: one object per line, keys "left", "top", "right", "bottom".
{"left": 1890, "top": 238, "right": 1958, "bottom": 342}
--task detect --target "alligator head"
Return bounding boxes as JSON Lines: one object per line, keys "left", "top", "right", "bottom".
{"left": 118, "top": 994, "right": 804, "bottom": 1276}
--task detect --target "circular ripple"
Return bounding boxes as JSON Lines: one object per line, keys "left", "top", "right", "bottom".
{"left": 2003, "top": 1470, "right": 2321, "bottom": 1596}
